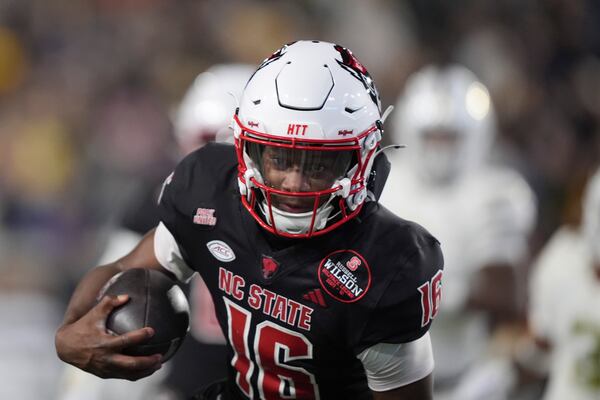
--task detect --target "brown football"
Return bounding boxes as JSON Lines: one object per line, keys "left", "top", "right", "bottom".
{"left": 100, "top": 268, "right": 190, "bottom": 362}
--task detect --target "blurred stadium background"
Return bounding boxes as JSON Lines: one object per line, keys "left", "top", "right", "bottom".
{"left": 0, "top": 1, "right": 599, "bottom": 399}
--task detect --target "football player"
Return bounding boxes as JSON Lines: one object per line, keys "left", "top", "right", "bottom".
{"left": 528, "top": 166, "right": 600, "bottom": 400}
{"left": 55, "top": 41, "right": 444, "bottom": 400}
{"left": 380, "top": 64, "right": 537, "bottom": 399}
{"left": 56, "top": 64, "right": 255, "bottom": 400}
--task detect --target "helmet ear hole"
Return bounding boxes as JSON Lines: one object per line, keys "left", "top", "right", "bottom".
{"left": 363, "top": 129, "right": 382, "bottom": 152}
{"left": 347, "top": 188, "right": 367, "bottom": 211}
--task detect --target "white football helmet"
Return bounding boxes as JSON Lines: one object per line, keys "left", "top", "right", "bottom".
{"left": 393, "top": 64, "right": 496, "bottom": 184}
{"left": 234, "top": 40, "right": 383, "bottom": 238}
{"left": 174, "top": 64, "right": 255, "bottom": 154}
{"left": 583, "top": 167, "right": 600, "bottom": 264}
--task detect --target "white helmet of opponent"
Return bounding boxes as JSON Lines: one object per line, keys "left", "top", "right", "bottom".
{"left": 233, "top": 40, "right": 384, "bottom": 238}
{"left": 583, "top": 167, "right": 600, "bottom": 263}
{"left": 174, "top": 64, "right": 255, "bottom": 154}
{"left": 394, "top": 64, "right": 496, "bottom": 184}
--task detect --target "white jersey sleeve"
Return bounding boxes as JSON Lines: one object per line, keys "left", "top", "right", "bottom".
{"left": 154, "top": 221, "right": 196, "bottom": 283}
{"left": 357, "top": 332, "right": 434, "bottom": 392}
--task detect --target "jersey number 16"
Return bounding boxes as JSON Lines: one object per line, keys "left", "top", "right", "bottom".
{"left": 417, "top": 270, "right": 443, "bottom": 327}
{"left": 224, "top": 298, "right": 320, "bottom": 399}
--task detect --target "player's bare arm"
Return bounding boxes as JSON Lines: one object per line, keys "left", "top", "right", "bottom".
{"left": 55, "top": 228, "right": 165, "bottom": 381}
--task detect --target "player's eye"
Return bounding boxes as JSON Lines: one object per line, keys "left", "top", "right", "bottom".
{"left": 270, "top": 156, "right": 288, "bottom": 170}
{"left": 306, "top": 163, "right": 327, "bottom": 178}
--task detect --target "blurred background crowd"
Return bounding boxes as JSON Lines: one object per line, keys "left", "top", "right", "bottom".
{"left": 0, "top": 1, "right": 599, "bottom": 399}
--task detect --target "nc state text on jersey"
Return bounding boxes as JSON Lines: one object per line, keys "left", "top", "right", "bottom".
{"left": 219, "top": 267, "right": 313, "bottom": 330}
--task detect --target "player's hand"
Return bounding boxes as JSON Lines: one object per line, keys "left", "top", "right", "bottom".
{"left": 55, "top": 294, "right": 163, "bottom": 381}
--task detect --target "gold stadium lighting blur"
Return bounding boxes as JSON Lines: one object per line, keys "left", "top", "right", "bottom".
{"left": 465, "top": 81, "right": 491, "bottom": 121}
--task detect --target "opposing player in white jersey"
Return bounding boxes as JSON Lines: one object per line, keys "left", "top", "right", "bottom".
{"left": 56, "top": 64, "right": 255, "bottom": 400}
{"left": 380, "top": 64, "right": 537, "bottom": 399}
{"left": 529, "top": 166, "right": 600, "bottom": 400}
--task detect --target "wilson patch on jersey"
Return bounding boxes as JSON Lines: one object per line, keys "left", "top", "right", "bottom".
{"left": 318, "top": 250, "right": 371, "bottom": 303}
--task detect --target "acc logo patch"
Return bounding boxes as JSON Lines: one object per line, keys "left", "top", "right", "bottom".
{"left": 318, "top": 250, "right": 371, "bottom": 303}
{"left": 207, "top": 240, "right": 236, "bottom": 262}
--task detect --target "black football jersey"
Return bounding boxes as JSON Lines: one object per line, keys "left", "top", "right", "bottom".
{"left": 158, "top": 143, "right": 444, "bottom": 400}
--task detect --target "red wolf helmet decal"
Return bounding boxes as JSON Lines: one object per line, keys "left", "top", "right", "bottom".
{"left": 256, "top": 41, "right": 297, "bottom": 71}
{"left": 334, "top": 44, "right": 381, "bottom": 112}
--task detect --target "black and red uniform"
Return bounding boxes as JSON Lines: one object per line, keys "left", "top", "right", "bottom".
{"left": 158, "top": 143, "right": 443, "bottom": 400}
